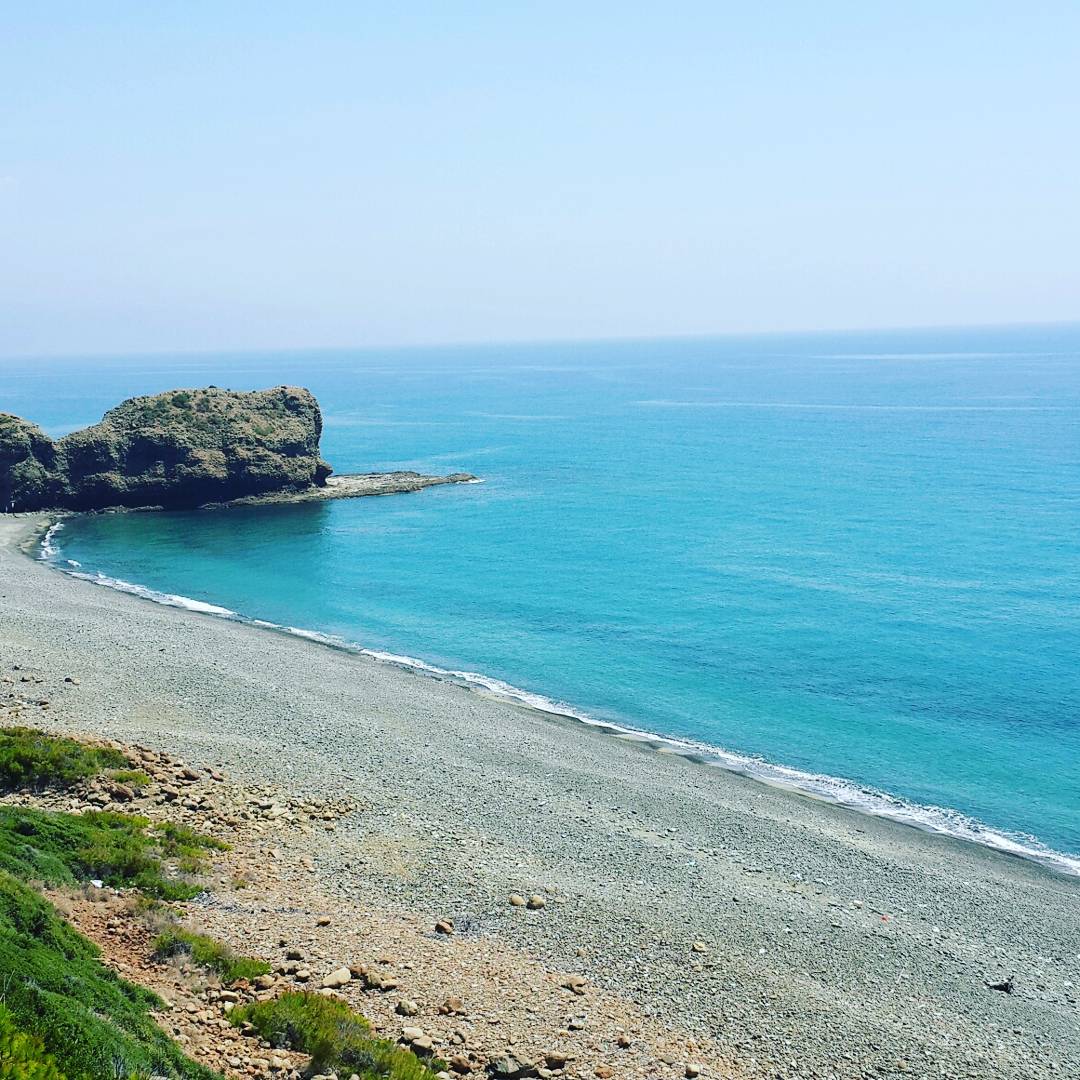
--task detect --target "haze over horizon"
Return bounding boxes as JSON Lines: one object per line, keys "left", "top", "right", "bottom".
{"left": 3, "top": 3, "right": 1078, "bottom": 358}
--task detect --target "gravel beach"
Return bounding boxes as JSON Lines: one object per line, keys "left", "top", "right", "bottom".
{"left": 2, "top": 514, "right": 1077, "bottom": 1080}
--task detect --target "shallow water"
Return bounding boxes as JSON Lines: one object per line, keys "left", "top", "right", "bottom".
{"left": 8, "top": 324, "right": 1080, "bottom": 869}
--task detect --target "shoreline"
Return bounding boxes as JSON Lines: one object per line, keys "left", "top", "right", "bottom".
{"left": 34, "top": 515, "right": 1080, "bottom": 880}
{"left": 3, "top": 512, "right": 1079, "bottom": 1079}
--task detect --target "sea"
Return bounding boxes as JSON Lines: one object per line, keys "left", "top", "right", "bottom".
{"left": 6, "top": 324, "right": 1079, "bottom": 873}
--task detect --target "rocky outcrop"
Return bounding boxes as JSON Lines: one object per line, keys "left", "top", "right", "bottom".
{"left": 1, "top": 386, "right": 334, "bottom": 511}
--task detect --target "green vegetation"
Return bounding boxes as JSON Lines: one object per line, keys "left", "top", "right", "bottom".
{"left": 108, "top": 769, "right": 152, "bottom": 790}
{"left": 0, "top": 731, "right": 227, "bottom": 1076}
{"left": 231, "top": 992, "right": 440, "bottom": 1079}
{"left": 0, "top": 1005, "right": 66, "bottom": 1080}
{"left": 0, "top": 806, "right": 225, "bottom": 901}
{"left": 153, "top": 926, "right": 271, "bottom": 984}
{"left": 0, "top": 727, "right": 128, "bottom": 792}
{"left": 0, "top": 872, "right": 219, "bottom": 1080}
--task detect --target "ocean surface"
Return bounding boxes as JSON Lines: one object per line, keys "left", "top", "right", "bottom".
{"left": 7, "top": 325, "right": 1080, "bottom": 872}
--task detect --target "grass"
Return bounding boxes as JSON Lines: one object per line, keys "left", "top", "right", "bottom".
{"left": 231, "top": 992, "right": 441, "bottom": 1080}
{"left": 108, "top": 769, "right": 151, "bottom": 791}
{"left": 0, "top": 728, "right": 128, "bottom": 792}
{"left": 0, "top": 806, "right": 225, "bottom": 901}
{"left": 153, "top": 926, "right": 271, "bottom": 984}
{"left": 0, "top": 871, "right": 220, "bottom": 1080}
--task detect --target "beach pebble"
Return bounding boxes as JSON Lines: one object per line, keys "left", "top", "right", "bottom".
{"left": 509, "top": 894, "right": 527, "bottom": 907}
{"left": 527, "top": 894, "right": 547, "bottom": 910}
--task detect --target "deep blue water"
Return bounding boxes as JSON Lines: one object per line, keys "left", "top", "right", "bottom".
{"left": 6, "top": 326, "right": 1080, "bottom": 870}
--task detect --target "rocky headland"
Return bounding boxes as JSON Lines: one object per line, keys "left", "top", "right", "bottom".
{"left": 1, "top": 386, "right": 474, "bottom": 512}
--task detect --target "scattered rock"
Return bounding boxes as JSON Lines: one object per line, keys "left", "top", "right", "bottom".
{"left": 320, "top": 966, "right": 352, "bottom": 989}
{"left": 526, "top": 895, "right": 547, "bottom": 910}
{"left": 435, "top": 920, "right": 455, "bottom": 936}
{"left": 397, "top": 999, "right": 420, "bottom": 1017}
{"left": 509, "top": 894, "right": 527, "bottom": 907}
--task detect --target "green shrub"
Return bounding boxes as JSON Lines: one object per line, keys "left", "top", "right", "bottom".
{"left": 0, "top": 728, "right": 128, "bottom": 792}
{"left": 153, "top": 926, "right": 271, "bottom": 983}
{"left": 108, "top": 769, "right": 151, "bottom": 790}
{"left": 230, "top": 992, "right": 439, "bottom": 1079}
{"left": 0, "top": 1005, "right": 67, "bottom": 1080}
{"left": 0, "top": 872, "right": 219, "bottom": 1080}
{"left": 0, "top": 806, "right": 223, "bottom": 901}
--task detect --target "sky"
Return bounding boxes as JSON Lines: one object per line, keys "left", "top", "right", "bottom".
{"left": 2, "top": 2, "right": 1079, "bottom": 357}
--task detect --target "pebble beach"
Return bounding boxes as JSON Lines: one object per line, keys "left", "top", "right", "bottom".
{"left": 2, "top": 514, "right": 1078, "bottom": 1080}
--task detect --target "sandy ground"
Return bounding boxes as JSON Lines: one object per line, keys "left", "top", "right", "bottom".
{"left": 2, "top": 514, "right": 1078, "bottom": 1080}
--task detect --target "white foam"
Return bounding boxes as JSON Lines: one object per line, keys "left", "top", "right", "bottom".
{"left": 39, "top": 521, "right": 64, "bottom": 560}
{"left": 40, "top": 556, "right": 1080, "bottom": 878}
{"left": 66, "top": 570, "right": 238, "bottom": 617}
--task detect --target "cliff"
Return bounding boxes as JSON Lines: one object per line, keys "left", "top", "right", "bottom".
{"left": 1, "top": 386, "right": 334, "bottom": 511}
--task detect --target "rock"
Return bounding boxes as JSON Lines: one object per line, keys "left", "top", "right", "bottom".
{"left": 691, "top": 942, "right": 707, "bottom": 953}
{"left": 320, "top": 967, "right": 352, "bottom": 989}
{"left": 435, "top": 920, "right": 455, "bottom": 935}
{"left": 685, "top": 1066, "right": 701, "bottom": 1078}
{"left": 254, "top": 975, "right": 276, "bottom": 990}
{"left": 526, "top": 895, "right": 546, "bottom": 910}
{"left": 509, "top": 894, "right": 527, "bottom": 907}
{"left": 401, "top": 1027, "right": 426, "bottom": 1043}
{"left": 411, "top": 1036, "right": 434, "bottom": 1056}
{"left": 449, "top": 1054, "right": 474, "bottom": 1074}
{"left": 594, "top": 1067, "right": 613, "bottom": 1079}
{"left": 286, "top": 949, "right": 304, "bottom": 961}
{"left": 316, "top": 916, "right": 332, "bottom": 926}
{"left": 561, "top": 975, "right": 587, "bottom": 996}
{"left": 489, "top": 1055, "right": 537, "bottom": 1078}
{"left": 440, "top": 995, "right": 465, "bottom": 1015}
{"left": 396, "top": 999, "right": 420, "bottom": 1017}
{"left": 544, "top": 1053, "right": 569, "bottom": 1070}
{"left": 1, "top": 386, "right": 333, "bottom": 511}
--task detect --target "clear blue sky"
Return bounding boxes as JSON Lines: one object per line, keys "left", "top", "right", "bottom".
{"left": 2, "top": 2, "right": 1078, "bottom": 356}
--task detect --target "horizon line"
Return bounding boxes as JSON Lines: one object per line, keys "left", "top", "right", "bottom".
{"left": 2, "top": 316, "right": 1079, "bottom": 364}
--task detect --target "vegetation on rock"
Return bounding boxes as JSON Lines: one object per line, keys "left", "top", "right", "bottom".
{"left": 230, "top": 992, "right": 440, "bottom": 1080}
{"left": 153, "top": 925, "right": 271, "bottom": 983}
{"left": 1, "top": 386, "right": 333, "bottom": 511}
{"left": 0, "top": 727, "right": 128, "bottom": 792}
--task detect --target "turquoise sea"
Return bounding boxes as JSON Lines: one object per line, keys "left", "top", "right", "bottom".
{"left": 7, "top": 324, "right": 1080, "bottom": 872}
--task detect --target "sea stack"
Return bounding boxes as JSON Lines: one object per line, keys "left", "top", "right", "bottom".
{"left": 0, "top": 386, "right": 333, "bottom": 512}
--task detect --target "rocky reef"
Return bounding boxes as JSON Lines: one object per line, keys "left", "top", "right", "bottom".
{"left": 1, "top": 386, "right": 334, "bottom": 511}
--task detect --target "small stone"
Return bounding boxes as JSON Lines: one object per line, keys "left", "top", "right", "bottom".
{"left": 616, "top": 1035, "right": 632, "bottom": 1049}
{"left": 509, "top": 894, "right": 527, "bottom": 907}
{"left": 545, "top": 1052, "right": 568, "bottom": 1070}
{"left": 440, "top": 995, "right": 465, "bottom": 1015}
{"left": 690, "top": 942, "right": 707, "bottom": 953}
{"left": 685, "top": 1066, "right": 701, "bottom": 1079}
{"left": 411, "top": 1036, "right": 434, "bottom": 1056}
{"left": 435, "top": 920, "right": 455, "bottom": 935}
{"left": 396, "top": 999, "right": 420, "bottom": 1017}
{"left": 286, "top": 949, "right": 304, "bottom": 961}
{"left": 316, "top": 916, "right": 332, "bottom": 926}
{"left": 526, "top": 894, "right": 546, "bottom": 910}
{"left": 449, "top": 1054, "right": 473, "bottom": 1074}
{"left": 401, "top": 1027, "right": 425, "bottom": 1043}
{"left": 594, "top": 1068, "right": 613, "bottom": 1079}
{"left": 254, "top": 975, "right": 276, "bottom": 990}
